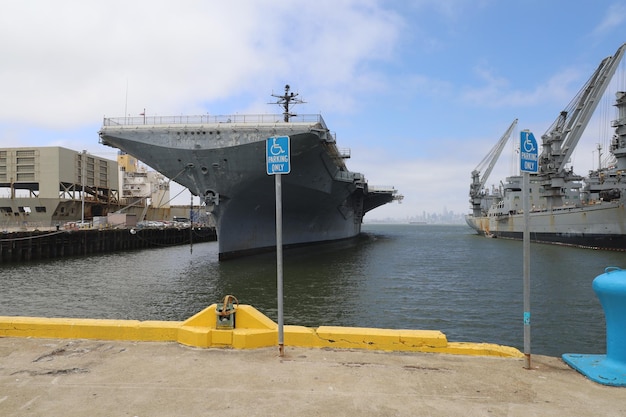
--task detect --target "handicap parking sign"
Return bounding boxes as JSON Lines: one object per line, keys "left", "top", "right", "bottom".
{"left": 520, "top": 131, "right": 538, "bottom": 173}
{"left": 266, "top": 136, "right": 290, "bottom": 175}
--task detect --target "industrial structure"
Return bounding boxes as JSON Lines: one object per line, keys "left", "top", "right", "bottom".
{"left": 0, "top": 146, "right": 200, "bottom": 231}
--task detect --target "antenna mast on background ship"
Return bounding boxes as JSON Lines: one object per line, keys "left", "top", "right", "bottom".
{"left": 270, "top": 84, "right": 305, "bottom": 122}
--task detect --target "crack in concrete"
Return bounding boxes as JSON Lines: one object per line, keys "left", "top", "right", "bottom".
{"left": 11, "top": 367, "right": 90, "bottom": 376}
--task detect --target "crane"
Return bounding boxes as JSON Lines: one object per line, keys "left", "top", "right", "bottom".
{"left": 469, "top": 119, "right": 518, "bottom": 217}
{"left": 538, "top": 43, "right": 626, "bottom": 207}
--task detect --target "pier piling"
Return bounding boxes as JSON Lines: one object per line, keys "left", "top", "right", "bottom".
{"left": 0, "top": 227, "right": 216, "bottom": 263}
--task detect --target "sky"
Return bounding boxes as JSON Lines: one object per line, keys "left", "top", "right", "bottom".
{"left": 1, "top": 0, "right": 625, "bottom": 221}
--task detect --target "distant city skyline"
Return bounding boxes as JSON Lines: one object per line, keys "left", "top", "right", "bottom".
{"left": 366, "top": 208, "right": 467, "bottom": 225}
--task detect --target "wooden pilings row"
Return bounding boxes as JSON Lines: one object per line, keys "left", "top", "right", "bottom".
{"left": 0, "top": 227, "right": 217, "bottom": 263}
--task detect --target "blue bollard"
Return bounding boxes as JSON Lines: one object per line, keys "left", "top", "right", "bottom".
{"left": 562, "top": 267, "right": 626, "bottom": 386}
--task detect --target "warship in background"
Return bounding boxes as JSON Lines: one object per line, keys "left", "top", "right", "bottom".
{"left": 99, "top": 85, "right": 402, "bottom": 259}
{"left": 466, "top": 43, "right": 626, "bottom": 250}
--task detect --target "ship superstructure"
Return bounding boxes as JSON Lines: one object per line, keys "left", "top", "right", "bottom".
{"left": 99, "top": 86, "right": 401, "bottom": 259}
{"left": 466, "top": 43, "right": 626, "bottom": 250}
{"left": 116, "top": 152, "right": 172, "bottom": 220}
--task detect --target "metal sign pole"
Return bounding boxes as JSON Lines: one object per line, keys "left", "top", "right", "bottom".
{"left": 519, "top": 129, "right": 537, "bottom": 370}
{"left": 266, "top": 135, "right": 290, "bottom": 357}
{"left": 275, "top": 173, "right": 285, "bottom": 357}
{"left": 523, "top": 171, "right": 531, "bottom": 369}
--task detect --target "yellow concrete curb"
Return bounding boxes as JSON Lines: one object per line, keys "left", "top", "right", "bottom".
{"left": 0, "top": 305, "right": 523, "bottom": 358}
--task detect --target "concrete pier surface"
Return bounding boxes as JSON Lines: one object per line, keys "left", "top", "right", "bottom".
{"left": 1, "top": 337, "right": 624, "bottom": 417}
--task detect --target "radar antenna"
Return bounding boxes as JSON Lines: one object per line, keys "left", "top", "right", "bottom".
{"left": 270, "top": 84, "right": 305, "bottom": 122}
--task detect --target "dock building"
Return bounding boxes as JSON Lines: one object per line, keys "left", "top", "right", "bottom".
{"left": 0, "top": 146, "right": 201, "bottom": 231}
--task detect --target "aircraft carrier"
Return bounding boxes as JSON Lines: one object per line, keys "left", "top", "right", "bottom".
{"left": 99, "top": 86, "right": 401, "bottom": 259}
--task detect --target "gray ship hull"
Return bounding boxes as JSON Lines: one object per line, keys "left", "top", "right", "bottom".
{"left": 99, "top": 115, "right": 398, "bottom": 259}
{"left": 465, "top": 202, "right": 626, "bottom": 251}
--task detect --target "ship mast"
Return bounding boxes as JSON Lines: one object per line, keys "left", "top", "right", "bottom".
{"left": 270, "top": 84, "right": 305, "bottom": 122}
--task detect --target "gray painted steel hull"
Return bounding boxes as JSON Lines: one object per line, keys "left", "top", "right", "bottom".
{"left": 99, "top": 117, "right": 396, "bottom": 259}
{"left": 465, "top": 203, "right": 626, "bottom": 250}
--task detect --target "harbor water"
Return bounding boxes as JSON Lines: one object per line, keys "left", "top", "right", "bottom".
{"left": 1, "top": 224, "right": 621, "bottom": 357}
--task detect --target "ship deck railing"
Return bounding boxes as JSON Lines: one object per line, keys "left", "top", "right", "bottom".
{"left": 369, "top": 186, "right": 397, "bottom": 193}
{"left": 337, "top": 148, "right": 351, "bottom": 158}
{"left": 102, "top": 114, "right": 326, "bottom": 127}
{"left": 335, "top": 171, "right": 364, "bottom": 183}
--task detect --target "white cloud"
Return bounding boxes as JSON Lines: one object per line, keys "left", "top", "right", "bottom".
{"left": 345, "top": 131, "right": 505, "bottom": 217}
{"left": 461, "top": 66, "right": 583, "bottom": 109}
{"left": 592, "top": 3, "right": 626, "bottom": 37}
{"left": 0, "top": 1, "right": 403, "bottom": 129}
